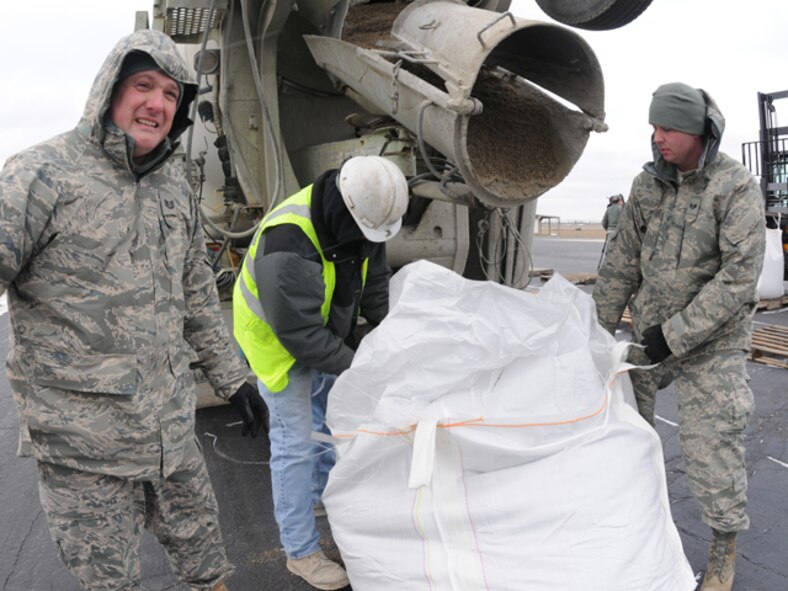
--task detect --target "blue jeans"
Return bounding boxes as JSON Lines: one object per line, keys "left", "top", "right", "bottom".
{"left": 258, "top": 364, "right": 336, "bottom": 558}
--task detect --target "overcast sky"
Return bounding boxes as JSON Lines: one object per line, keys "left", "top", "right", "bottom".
{"left": 2, "top": 1, "right": 787, "bottom": 222}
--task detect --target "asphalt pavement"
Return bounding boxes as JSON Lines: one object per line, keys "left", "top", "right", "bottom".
{"left": 1, "top": 236, "right": 786, "bottom": 590}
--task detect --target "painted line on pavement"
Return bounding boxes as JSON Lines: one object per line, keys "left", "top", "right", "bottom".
{"left": 655, "top": 415, "right": 678, "bottom": 427}
{"left": 767, "top": 456, "right": 788, "bottom": 469}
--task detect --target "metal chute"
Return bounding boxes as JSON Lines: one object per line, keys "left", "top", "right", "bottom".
{"left": 305, "top": 0, "right": 605, "bottom": 207}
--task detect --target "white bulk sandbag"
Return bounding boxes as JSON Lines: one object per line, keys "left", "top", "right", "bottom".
{"left": 757, "top": 221, "right": 785, "bottom": 300}
{"left": 323, "top": 261, "right": 696, "bottom": 591}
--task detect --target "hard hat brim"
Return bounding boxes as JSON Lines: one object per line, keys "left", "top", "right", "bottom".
{"left": 356, "top": 216, "right": 402, "bottom": 243}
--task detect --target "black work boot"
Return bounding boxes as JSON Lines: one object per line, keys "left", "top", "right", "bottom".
{"left": 700, "top": 529, "right": 737, "bottom": 591}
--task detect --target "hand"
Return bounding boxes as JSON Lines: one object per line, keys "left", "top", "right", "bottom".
{"left": 228, "top": 382, "right": 268, "bottom": 438}
{"left": 640, "top": 324, "right": 672, "bottom": 363}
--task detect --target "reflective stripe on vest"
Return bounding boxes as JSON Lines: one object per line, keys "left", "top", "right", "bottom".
{"left": 233, "top": 185, "right": 336, "bottom": 392}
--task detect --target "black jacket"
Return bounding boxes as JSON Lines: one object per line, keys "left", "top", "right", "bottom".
{"left": 252, "top": 170, "right": 392, "bottom": 375}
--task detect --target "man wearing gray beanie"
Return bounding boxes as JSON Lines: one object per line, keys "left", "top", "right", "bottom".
{"left": 593, "top": 82, "right": 766, "bottom": 591}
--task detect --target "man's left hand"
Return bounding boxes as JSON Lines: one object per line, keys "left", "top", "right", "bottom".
{"left": 640, "top": 325, "right": 672, "bottom": 363}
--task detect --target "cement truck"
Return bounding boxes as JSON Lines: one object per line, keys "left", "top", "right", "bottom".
{"left": 134, "top": 0, "right": 652, "bottom": 292}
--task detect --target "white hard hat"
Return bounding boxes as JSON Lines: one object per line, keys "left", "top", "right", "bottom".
{"left": 337, "top": 156, "right": 409, "bottom": 242}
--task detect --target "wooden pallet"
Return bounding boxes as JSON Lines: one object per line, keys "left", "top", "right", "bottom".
{"left": 562, "top": 272, "right": 597, "bottom": 285}
{"left": 750, "top": 323, "right": 788, "bottom": 369}
{"left": 757, "top": 294, "right": 788, "bottom": 311}
{"left": 620, "top": 307, "right": 633, "bottom": 329}
{"left": 529, "top": 267, "right": 554, "bottom": 279}
{"left": 535, "top": 270, "right": 598, "bottom": 285}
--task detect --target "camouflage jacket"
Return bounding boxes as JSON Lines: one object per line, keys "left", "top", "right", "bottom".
{"left": 594, "top": 91, "right": 765, "bottom": 358}
{"left": 0, "top": 30, "right": 247, "bottom": 478}
{"left": 601, "top": 203, "right": 622, "bottom": 232}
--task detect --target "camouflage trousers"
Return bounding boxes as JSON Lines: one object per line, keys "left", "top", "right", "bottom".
{"left": 628, "top": 348, "right": 753, "bottom": 532}
{"left": 36, "top": 439, "right": 233, "bottom": 591}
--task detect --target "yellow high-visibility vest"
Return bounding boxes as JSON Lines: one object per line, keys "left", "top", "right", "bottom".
{"left": 232, "top": 184, "right": 367, "bottom": 392}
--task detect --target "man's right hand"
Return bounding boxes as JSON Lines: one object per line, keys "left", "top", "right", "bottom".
{"left": 641, "top": 324, "right": 672, "bottom": 364}
{"left": 228, "top": 382, "right": 268, "bottom": 438}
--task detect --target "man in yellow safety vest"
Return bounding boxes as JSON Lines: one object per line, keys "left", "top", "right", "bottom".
{"left": 233, "top": 156, "right": 408, "bottom": 590}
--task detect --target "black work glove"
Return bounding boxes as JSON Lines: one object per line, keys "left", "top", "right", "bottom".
{"left": 228, "top": 382, "right": 268, "bottom": 438}
{"left": 640, "top": 324, "right": 672, "bottom": 364}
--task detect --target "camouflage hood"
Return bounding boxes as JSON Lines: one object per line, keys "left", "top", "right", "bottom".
{"left": 78, "top": 29, "right": 198, "bottom": 169}
{"left": 645, "top": 88, "right": 725, "bottom": 186}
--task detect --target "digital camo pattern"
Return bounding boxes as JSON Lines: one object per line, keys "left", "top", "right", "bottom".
{"left": 0, "top": 29, "right": 247, "bottom": 479}
{"left": 593, "top": 90, "right": 763, "bottom": 533}
{"left": 626, "top": 349, "right": 752, "bottom": 532}
{"left": 594, "top": 94, "right": 765, "bottom": 357}
{"left": 81, "top": 28, "right": 199, "bottom": 153}
{"left": 37, "top": 439, "right": 233, "bottom": 590}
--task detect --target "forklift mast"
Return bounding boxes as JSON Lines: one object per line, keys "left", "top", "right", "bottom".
{"left": 742, "top": 90, "right": 788, "bottom": 278}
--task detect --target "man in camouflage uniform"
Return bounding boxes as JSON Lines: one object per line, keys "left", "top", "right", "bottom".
{"left": 601, "top": 193, "right": 624, "bottom": 235}
{"left": 598, "top": 193, "right": 625, "bottom": 268}
{"left": 593, "top": 82, "right": 765, "bottom": 591}
{"left": 0, "top": 30, "right": 265, "bottom": 590}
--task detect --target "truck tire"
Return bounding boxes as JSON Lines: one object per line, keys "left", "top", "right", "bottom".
{"left": 535, "top": 0, "right": 653, "bottom": 30}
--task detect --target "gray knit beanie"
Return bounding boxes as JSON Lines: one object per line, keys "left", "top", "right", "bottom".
{"left": 648, "top": 82, "right": 706, "bottom": 135}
